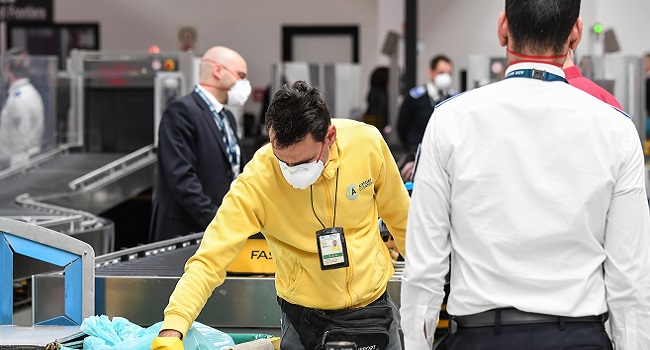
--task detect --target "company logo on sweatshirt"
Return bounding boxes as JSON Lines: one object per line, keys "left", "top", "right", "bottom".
{"left": 358, "top": 178, "right": 373, "bottom": 191}
{"left": 346, "top": 178, "right": 373, "bottom": 200}
{"left": 346, "top": 184, "right": 359, "bottom": 200}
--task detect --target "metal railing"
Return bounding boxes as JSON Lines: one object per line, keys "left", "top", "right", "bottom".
{"left": 68, "top": 145, "right": 156, "bottom": 192}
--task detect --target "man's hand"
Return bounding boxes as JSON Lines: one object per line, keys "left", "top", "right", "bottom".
{"left": 158, "top": 329, "right": 183, "bottom": 338}
{"left": 400, "top": 161, "right": 415, "bottom": 182}
{"left": 384, "top": 235, "right": 400, "bottom": 262}
{"left": 151, "top": 330, "right": 184, "bottom": 350}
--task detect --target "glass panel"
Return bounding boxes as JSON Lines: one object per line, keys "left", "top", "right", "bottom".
{"left": 0, "top": 55, "right": 58, "bottom": 170}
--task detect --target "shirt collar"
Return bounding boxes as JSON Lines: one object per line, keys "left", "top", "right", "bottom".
{"left": 319, "top": 138, "right": 341, "bottom": 181}
{"left": 505, "top": 62, "right": 566, "bottom": 79}
{"left": 196, "top": 84, "right": 225, "bottom": 113}
{"left": 563, "top": 65, "right": 582, "bottom": 80}
{"left": 425, "top": 81, "right": 440, "bottom": 101}
{"left": 9, "top": 78, "right": 30, "bottom": 92}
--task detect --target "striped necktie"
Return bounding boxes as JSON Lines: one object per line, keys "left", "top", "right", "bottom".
{"left": 217, "top": 110, "right": 240, "bottom": 179}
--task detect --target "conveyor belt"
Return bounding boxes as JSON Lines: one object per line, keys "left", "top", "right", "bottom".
{"left": 0, "top": 150, "right": 126, "bottom": 217}
{"left": 96, "top": 242, "right": 198, "bottom": 277}
{"left": 33, "top": 233, "right": 404, "bottom": 334}
{"left": 1, "top": 146, "right": 157, "bottom": 279}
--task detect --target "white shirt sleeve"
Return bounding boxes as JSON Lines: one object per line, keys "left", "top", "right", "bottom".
{"left": 603, "top": 122, "right": 650, "bottom": 349}
{"left": 400, "top": 111, "right": 452, "bottom": 350}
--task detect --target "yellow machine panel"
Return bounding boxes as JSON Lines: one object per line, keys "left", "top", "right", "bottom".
{"left": 227, "top": 237, "right": 275, "bottom": 274}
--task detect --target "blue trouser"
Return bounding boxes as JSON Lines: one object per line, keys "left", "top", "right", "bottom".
{"left": 279, "top": 293, "right": 402, "bottom": 350}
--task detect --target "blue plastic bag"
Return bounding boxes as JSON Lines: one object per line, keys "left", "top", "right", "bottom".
{"left": 65, "top": 315, "right": 235, "bottom": 350}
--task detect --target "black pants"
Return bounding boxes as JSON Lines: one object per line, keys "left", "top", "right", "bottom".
{"left": 437, "top": 321, "right": 613, "bottom": 350}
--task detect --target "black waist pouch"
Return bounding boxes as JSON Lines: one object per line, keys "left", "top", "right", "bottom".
{"left": 279, "top": 294, "right": 393, "bottom": 350}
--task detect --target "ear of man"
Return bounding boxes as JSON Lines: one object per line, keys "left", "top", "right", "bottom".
{"left": 569, "top": 17, "right": 583, "bottom": 51}
{"left": 497, "top": 12, "right": 509, "bottom": 48}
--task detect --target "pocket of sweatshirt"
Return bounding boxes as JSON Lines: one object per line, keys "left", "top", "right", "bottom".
{"left": 371, "top": 247, "right": 388, "bottom": 288}
{"left": 286, "top": 262, "right": 304, "bottom": 294}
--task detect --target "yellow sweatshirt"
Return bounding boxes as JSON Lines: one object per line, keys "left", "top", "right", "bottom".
{"left": 162, "top": 119, "right": 410, "bottom": 337}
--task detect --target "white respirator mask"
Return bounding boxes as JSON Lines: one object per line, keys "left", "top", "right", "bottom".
{"left": 434, "top": 73, "right": 452, "bottom": 91}
{"left": 278, "top": 142, "right": 326, "bottom": 189}
{"left": 227, "top": 79, "right": 251, "bottom": 106}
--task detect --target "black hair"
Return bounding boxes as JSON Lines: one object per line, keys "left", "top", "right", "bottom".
{"left": 505, "top": 0, "right": 581, "bottom": 54}
{"left": 264, "top": 81, "right": 330, "bottom": 149}
{"left": 370, "top": 67, "right": 389, "bottom": 89}
{"left": 429, "top": 55, "right": 452, "bottom": 71}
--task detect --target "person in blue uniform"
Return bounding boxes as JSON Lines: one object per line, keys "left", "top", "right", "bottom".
{"left": 397, "top": 55, "right": 455, "bottom": 152}
{"left": 149, "top": 46, "right": 251, "bottom": 242}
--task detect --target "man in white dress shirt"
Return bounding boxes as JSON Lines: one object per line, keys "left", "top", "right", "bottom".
{"left": 400, "top": 0, "right": 650, "bottom": 349}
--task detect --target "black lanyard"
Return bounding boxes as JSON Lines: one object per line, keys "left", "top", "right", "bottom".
{"left": 310, "top": 169, "right": 339, "bottom": 229}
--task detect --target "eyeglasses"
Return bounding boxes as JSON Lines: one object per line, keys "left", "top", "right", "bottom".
{"left": 275, "top": 141, "right": 325, "bottom": 167}
{"left": 201, "top": 58, "right": 247, "bottom": 80}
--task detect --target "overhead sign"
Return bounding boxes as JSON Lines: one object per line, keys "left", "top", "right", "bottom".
{"left": 0, "top": 0, "right": 52, "bottom": 23}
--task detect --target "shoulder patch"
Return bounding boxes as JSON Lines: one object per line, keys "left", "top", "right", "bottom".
{"left": 434, "top": 90, "right": 469, "bottom": 109}
{"left": 409, "top": 86, "right": 427, "bottom": 99}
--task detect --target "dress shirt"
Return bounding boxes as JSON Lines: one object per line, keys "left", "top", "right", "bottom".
{"left": 196, "top": 85, "right": 240, "bottom": 178}
{"left": 564, "top": 65, "right": 623, "bottom": 110}
{"left": 401, "top": 62, "right": 650, "bottom": 350}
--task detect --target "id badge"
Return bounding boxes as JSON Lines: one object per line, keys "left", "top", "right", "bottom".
{"left": 316, "top": 227, "right": 349, "bottom": 270}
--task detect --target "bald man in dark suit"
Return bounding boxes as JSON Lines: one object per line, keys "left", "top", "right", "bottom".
{"left": 150, "top": 46, "right": 250, "bottom": 242}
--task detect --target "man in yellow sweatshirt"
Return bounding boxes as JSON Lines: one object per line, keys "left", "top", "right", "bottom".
{"left": 152, "top": 81, "right": 410, "bottom": 350}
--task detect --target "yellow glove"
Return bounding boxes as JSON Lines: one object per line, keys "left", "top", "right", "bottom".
{"left": 151, "top": 337, "right": 184, "bottom": 350}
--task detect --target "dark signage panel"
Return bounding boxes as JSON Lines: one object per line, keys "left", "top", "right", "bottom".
{"left": 0, "top": 0, "right": 53, "bottom": 23}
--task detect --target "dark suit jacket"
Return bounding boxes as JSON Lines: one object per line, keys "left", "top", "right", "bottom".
{"left": 397, "top": 86, "right": 434, "bottom": 152}
{"left": 150, "top": 91, "right": 240, "bottom": 242}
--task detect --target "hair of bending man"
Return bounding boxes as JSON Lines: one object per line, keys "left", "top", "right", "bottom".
{"left": 264, "top": 81, "right": 331, "bottom": 149}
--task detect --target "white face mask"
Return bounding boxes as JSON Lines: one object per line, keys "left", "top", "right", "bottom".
{"left": 279, "top": 159, "right": 325, "bottom": 189}
{"left": 227, "top": 79, "right": 251, "bottom": 106}
{"left": 277, "top": 142, "right": 326, "bottom": 189}
{"left": 434, "top": 73, "right": 452, "bottom": 91}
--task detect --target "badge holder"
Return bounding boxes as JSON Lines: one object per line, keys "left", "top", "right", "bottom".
{"left": 316, "top": 227, "right": 349, "bottom": 270}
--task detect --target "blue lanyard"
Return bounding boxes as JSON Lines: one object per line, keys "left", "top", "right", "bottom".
{"left": 194, "top": 86, "right": 228, "bottom": 133}
{"left": 193, "top": 85, "right": 240, "bottom": 179}
{"left": 504, "top": 69, "right": 568, "bottom": 83}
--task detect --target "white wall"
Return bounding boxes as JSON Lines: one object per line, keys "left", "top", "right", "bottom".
{"left": 54, "top": 0, "right": 379, "bottom": 117}
{"left": 53, "top": 0, "right": 650, "bottom": 114}
{"left": 418, "top": 1, "right": 502, "bottom": 87}
{"left": 594, "top": 0, "right": 650, "bottom": 56}
{"left": 376, "top": 0, "right": 403, "bottom": 67}
{"left": 412, "top": 0, "right": 649, "bottom": 87}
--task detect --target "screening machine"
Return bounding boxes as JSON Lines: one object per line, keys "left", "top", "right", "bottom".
{"left": 0, "top": 50, "right": 193, "bottom": 280}
{"left": 32, "top": 233, "right": 405, "bottom": 335}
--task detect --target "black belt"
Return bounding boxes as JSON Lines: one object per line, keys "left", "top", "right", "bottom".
{"left": 452, "top": 308, "right": 607, "bottom": 328}
{"left": 278, "top": 290, "right": 388, "bottom": 318}
{"left": 277, "top": 290, "right": 389, "bottom": 339}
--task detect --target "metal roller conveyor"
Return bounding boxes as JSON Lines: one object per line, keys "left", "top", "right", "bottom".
{"left": 0, "top": 147, "right": 123, "bottom": 216}
{"left": 1, "top": 145, "right": 158, "bottom": 279}
{"left": 33, "top": 233, "right": 405, "bottom": 334}
{"left": 2, "top": 50, "right": 191, "bottom": 300}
